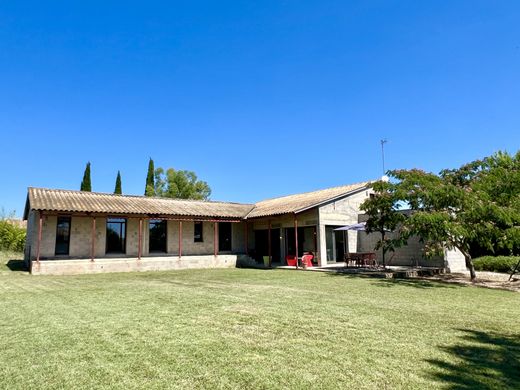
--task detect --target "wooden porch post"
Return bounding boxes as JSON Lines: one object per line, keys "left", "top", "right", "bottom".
{"left": 36, "top": 212, "right": 43, "bottom": 263}
{"left": 138, "top": 218, "right": 142, "bottom": 260}
{"left": 91, "top": 217, "right": 96, "bottom": 262}
{"left": 179, "top": 221, "right": 182, "bottom": 258}
{"left": 214, "top": 222, "right": 218, "bottom": 257}
{"left": 268, "top": 220, "right": 272, "bottom": 267}
{"left": 294, "top": 216, "right": 298, "bottom": 269}
{"left": 245, "top": 221, "right": 249, "bottom": 256}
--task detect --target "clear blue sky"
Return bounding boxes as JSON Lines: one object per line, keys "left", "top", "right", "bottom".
{"left": 1, "top": 1, "right": 519, "bottom": 216}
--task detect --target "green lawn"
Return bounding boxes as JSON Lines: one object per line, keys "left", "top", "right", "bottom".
{"left": 1, "top": 251, "right": 519, "bottom": 389}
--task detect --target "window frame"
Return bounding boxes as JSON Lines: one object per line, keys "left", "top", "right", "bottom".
{"left": 106, "top": 217, "right": 127, "bottom": 254}
{"left": 194, "top": 221, "right": 204, "bottom": 243}
{"left": 149, "top": 219, "right": 167, "bottom": 253}
{"left": 55, "top": 215, "right": 71, "bottom": 256}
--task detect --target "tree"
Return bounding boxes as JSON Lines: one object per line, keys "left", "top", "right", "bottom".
{"left": 144, "top": 158, "right": 155, "bottom": 196}
{"left": 154, "top": 167, "right": 211, "bottom": 200}
{"left": 114, "top": 171, "right": 122, "bottom": 194}
{"left": 359, "top": 180, "right": 406, "bottom": 268}
{"left": 80, "top": 162, "right": 92, "bottom": 192}
{"left": 361, "top": 151, "right": 520, "bottom": 281}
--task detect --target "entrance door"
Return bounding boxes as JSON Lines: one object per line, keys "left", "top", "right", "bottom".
{"left": 325, "top": 226, "right": 347, "bottom": 262}
{"left": 219, "top": 222, "right": 232, "bottom": 252}
{"left": 149, "top": 219, "right": 167, "bottom": 253}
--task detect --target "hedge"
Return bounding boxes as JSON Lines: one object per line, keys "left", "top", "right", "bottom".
{"left": 0, "top": 220, "right": 26, "bottom": 252}
{"left": 473, "top": 256, "right": 520, "bottom": 273}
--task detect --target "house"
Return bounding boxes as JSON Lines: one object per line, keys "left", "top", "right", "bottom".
{"left": 23, "top": 182, "right": 373, "bottom": 275}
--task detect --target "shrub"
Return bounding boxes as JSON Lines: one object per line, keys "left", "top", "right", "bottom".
{"left": 473, "top": 256, "right": 520, "bottom": 273}
{"left": 0, "top": 220, "right": 26, "bottom": 252}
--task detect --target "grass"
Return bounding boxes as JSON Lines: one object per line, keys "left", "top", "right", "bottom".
{"left": 1, "top": 251, "right": 519, "bottom": 389}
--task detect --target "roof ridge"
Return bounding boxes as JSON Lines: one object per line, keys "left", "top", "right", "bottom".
{"left": 254, "top": 181, "right": 372, "bottom": 204}
{"left": 28, "top": 187, "right": 254, "bottom": 206}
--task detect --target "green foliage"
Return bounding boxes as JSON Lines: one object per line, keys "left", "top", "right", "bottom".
{"left": 154, "top": 167, "right": 211, "bottom": 200}
{"left": 144, "top": 158, "right": 155, "bottom": 196}
{"left": 360, "top": 180, "right": 407, "bottom": 266}
{"left": 0, "top": 220, "right": 26, "bottom": 252}
{"left": 473, "top": 256, "right": 520, "bottom": 273}
{"left": 80, "top": 162, "right": 92, "bottom": 191}
{"left": 114, "top": 171, "right": 122, "bottom": 194}
{"left": 361, "top": 150, "right": 520, "bottom": 280}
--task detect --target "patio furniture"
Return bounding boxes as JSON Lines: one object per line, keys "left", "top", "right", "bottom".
{"left": 301, "top": 254, "right": 314, "bottom": 268}
{"left": 345, "top": 252, "right": 377, "bottom": 268}
{"left": 285, "top": 255, "right": 297, "bottom": 266}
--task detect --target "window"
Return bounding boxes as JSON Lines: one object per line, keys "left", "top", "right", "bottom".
{"left": 194, "top": 221, "right": 203, "bottom": 242}
{"left": 218, "top": 222, "right": 232, "bottom": 252}
{"left": 106, "top": 218, "right": 126, "bottom": 253}
{"left": 55, "top": 216, "right": 71, "bottom": 255}
{"left": 149, "top": 219, "right": 167, "bottom": 253}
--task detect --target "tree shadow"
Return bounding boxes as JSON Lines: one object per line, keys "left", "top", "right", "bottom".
{"left": 324, "top": 271, "right": 459, "bottom": 289}
{"left": 5, "top": 259, "right": 28, "bottom": 272}
{"left": 372, "top": 277, "right": 459, "bottom": 289}
{"left": 426, "top": 329, "right": 520, "bottom": 389}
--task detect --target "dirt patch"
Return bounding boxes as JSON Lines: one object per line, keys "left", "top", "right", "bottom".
{"left": 422, "top": 271, "right": 520, "bottom": 292}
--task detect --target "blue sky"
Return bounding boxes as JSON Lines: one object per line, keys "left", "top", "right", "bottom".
{"left": 1, "top": 1, "right": 519, "bottom": 216}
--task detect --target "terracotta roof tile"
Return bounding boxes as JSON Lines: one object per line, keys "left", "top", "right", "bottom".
{"left": 25, "top": 181, "right": 372, "bottom": 220}
{"left": 27, "top": 188, "right": 254, "bottom": 219}
{"left": 246, "top": 181, "right": 371, "bottom": 218}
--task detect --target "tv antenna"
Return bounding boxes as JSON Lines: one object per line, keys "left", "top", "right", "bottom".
{"left": 380, "top": 139, "right": 388, "bottom": 175}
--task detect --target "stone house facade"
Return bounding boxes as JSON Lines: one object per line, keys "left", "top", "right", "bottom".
{"left": 23, "top": 182, "right": 466, "bottom": 275}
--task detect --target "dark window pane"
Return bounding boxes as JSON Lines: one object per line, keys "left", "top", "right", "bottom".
{"left": 218, "top": 222, "right": 232, "bottom": 252}
{"left": 106, "top": 218, "right": 126, "bottom": 253}
{"left": 55, "top": 216, "right": 71, "bottom": 255}
{"left": 194, "top": 222, "right": 203, "bottom": 242}
{"left": 149, "top": 219, "right": 167, "bottom": 253}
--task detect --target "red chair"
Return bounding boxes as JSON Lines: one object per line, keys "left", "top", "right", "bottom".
{"left": 285, "top": 255, "right": 297, "bottom": 266}
{"left": 301, "top": 254, "right": 314, "bottom": 268}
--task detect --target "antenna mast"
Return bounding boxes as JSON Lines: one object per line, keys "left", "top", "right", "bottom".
{"left": 380, "top": 139, "right": 388, "bottom": 175}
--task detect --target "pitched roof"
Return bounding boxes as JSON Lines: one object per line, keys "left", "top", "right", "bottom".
{"left": 25, "top": 188, "right": 254, "bottom": 219}
{"left": 245, "top": 181, "right": 371, "bottom": 218}
{"left": 24, "top": 181, "right": 372, "bottom": 220}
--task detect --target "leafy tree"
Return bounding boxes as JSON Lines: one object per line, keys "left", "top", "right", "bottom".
{"left": 114, "top": 171, "right": 122, "bottom": 194}
{"left": 154, "top": 167, "right": 211, "bottom": 200}
{"left": 144, "top": 158, "right": 155, "bottom": 196}
{"left": 362, "top": 151, "right": 520, "bottom": 281}
{"left": 359, "top": 180, "right": 406, "bottom": 267}
{"left": 80, "top": 162, "right": 92, "bottom": 192}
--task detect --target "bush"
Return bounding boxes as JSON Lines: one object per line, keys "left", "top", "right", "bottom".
{"left": 473, "top": 256, "right": 520, "bottom": 273}
{"left": 0, "top": 220, "right": 26, "bottom": 252}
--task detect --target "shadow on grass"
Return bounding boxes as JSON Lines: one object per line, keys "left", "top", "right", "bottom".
{"left": 324, "top": 271, "right": 459, "bottom": 289}
{"left": 426, "top": 329, "right": 520, "bottom": 389}
{"left": 5, "top": 259, "right": 28, "bottom": 272}
{"left": 370, "top": 277, "right": 460, "bottom": 289}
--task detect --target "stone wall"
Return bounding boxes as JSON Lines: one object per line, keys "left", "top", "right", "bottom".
{"left": 31, "top": 254, "right": 243, "bottom": 276}
{"left": 318, "top": 189, "right": 373, "bottom": 265}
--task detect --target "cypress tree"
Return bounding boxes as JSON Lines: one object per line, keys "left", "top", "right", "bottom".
{"left": 114, "top": 171, "right": 122, "bottom": 194}
{"left": 145, "top": 158, "right": 155, "bottom": 196}
{"left": 80, "top": 162, "right": 92, "bottom": 192}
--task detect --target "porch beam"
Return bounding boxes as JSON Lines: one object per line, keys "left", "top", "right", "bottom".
{"left": 214, "top": 222, "right": 218, "bottom": 257}
{"left": 294, "top": 216, "right": 298, "bottom": 269}
{"left": 137, "top": 218, "right": 142, "bottom": 260}
{"left": 36, "top": 213, "right": 43, "bottom": 263}
{"left": 91, "top": 217, "right": 96, "bottom": 262}
{"left": 245, "top": 221, "right": 249, "bottom": 256}
{"left": 179, "top": 221, "right": 182, "bottom": 258}
{"left": 268, "top": 220, "right": 272, "bottom": 267}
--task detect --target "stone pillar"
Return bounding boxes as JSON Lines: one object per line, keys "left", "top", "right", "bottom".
{"left": 317, "top": 224, "right": 327, "bottom": 266}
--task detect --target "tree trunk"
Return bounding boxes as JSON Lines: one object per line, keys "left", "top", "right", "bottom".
{"left": 464, "top": 253, "right": 476, "bottom": 281}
